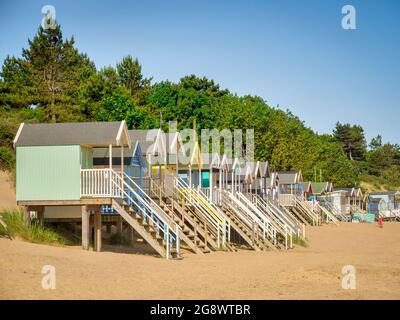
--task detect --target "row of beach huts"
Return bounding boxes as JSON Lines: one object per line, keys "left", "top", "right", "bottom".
{"left": 12, "top": 121, "right": 400, "bottom": 258}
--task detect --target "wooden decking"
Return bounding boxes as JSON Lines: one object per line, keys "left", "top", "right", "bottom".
{"left": 17, "top": 198, "right": 113, "bottom": 206}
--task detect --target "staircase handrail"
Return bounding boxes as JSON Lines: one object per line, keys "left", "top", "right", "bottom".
{"left": 110, "top": 170, "right": 181, "bottom": 257}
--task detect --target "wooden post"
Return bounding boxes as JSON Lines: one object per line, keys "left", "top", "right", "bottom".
{"left": 117, "top": 216, "right": 123, "bottom": 234}
{"left": 129, "top": 228, "right": 134, "bottom": 245}
{"left": 109, "top": 144, "right": 112, "bottom": 195}
{"left": 37, "top": 206, "right": 45, "bottom": 226}
{"left": 23, "top": 206, "right": 31, "bottom": 227}
{"left": 252, "top": 219, "right": 255, "bottom": 244}
{"left": 94, "top": 207, "right": 102, "bottom": 252}
{"left": 121, "top": 145, "right": 124, "bottom": 189}
{"left": 81, "top": 205, "right": 90, "bottom": 250}
{"left": 204, "top": 222, "right": 208, "bottom": 249}
{"left": 189, "top": 165, "right": 192, "bottom": 188}
{"left": 194, "top": 222, "right": 198, "bottom": 250}
{"left": 199, "top": 166, "right": 202, "bottom": 189}
{"left": 209, "top": 168, "right": 213, "bottom": 202}
{"left": 231, "top": 171, "right": 234, "bottom": 194}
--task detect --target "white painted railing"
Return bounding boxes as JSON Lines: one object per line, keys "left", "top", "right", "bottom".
{"left": 248, "top": 193, "right": 299, "bottom": 236}
{"left": 80, "top": 168, "right": 122, "bottom": 198}
{"left": 222, "top": 190, "right": 277, "bottom": 246}
{"left": 175, "top": 177, "right": 230, "bottom": 248}
{"left": 235, "top": 191, "right": 277, "bottom": 244}
{"left": 80, "top": 168, "right": 181, "bottom": 259}
{"left": 112, "top": 172, "right": 181, "bottom": 258}
{"left": 278, "top": 194, "right": 296, "bottom": 207}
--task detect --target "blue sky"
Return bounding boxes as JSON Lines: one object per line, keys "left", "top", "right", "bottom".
{"left": 0, "top": 0, "right": 399, "bottom": 144}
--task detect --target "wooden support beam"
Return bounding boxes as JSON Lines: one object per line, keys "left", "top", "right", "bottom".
{"left": 94, "top": 207, "right": 102, "bottom": 252}
{"left": 81, "top": 205, "right": 90, "bottom": 250}
{"left": 37, "top": 206, "right": 45, "bottom": 226}
{"left": 18, "top": 198, "right": 113, "bottom": 206}
{"left": 117, "top": 216, "right": 123, "bottom": 234}
{"left": 23, "top": 206, "right": 31, "bottom": 227}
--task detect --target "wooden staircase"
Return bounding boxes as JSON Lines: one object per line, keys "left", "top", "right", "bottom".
{"left": 220, "top": 191, "right": 278, "bottom": 251}
{"left": 112, "top": 199, "right": 178, "bottom": 258}
{"left": 172, "top": 176, "right": 232, "bottom": 251}
{"left": 293, "top": 197, "right": 321, "bottom": 226}
{"left": 111, "top": 171, "right": 182, "bottom": 259}
{"left": 160, "top": 200, "right": 213, "bottom": 253}
{"left": 148, "top": 176, "right": 217, "bottom": 253}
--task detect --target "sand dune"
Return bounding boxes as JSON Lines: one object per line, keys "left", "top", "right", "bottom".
{"left": 1, "top": 222, "right": 400, "bottom": 299}
{"left": 0, "top": 170, "right": 17, "bottom": 211}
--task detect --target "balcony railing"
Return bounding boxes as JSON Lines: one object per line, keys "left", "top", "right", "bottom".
{"left": 80, "top": 168, "right": 123, "bottom": 198}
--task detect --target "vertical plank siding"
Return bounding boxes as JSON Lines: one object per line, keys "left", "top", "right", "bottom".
{"left": 16, "top": 145, "right": 82, "bottom": 201}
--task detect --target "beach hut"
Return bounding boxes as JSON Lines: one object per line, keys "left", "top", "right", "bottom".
{"left": 165, "top": 131, "right": 186, "bottom": 175}
{"left": 299, "top": 181, "right": 313, "bottom": 200}
{"left": 263, "top": 171, "right": 279, "bottom": 199}
{"left": 130, "top": 129, "right": 167, "bottom": 182}
{"left": 176, "top": 138, "right": 202, "bottom": 188}
{"left": 368, "top": 191, "right": 400, "bottom": 219}
{"left": 327, "top": 188, "right": 352, "bottom": 215}
{"left": 311, "top": 182, "right": 332, "bottom": 195}
{"left": 200, "top": 152, "right": 221, "bottom": 201}
{"left": 92, "top": 134, "right": 147, "bottom": 213}
{"left": 219, "top": 153, "right": 231, "bottom": 192}
{"left": 277, "top": 170, "right": 303, "bottom": 195}
{"left": 228, "top": 157, "right": 247, "bottom": 193}
{"left": 14, "top": 121, "right": 184, "bottom": 258}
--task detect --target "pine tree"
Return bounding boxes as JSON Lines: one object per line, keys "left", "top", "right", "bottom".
{"left": 116, "top": 55, "right": 152, "bottom": 105}
{"left": 1, "top": 23, "right": 95, "bottom": 121}
{"left": 333, "top": 122, "right": 366, "bottom": 161}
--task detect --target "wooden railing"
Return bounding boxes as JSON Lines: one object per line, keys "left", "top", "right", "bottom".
{"left": 80, "top": 168, "right": 122, "bottom": 198}
{"left": 278, "top": 194, "right": 296, "bottom": 207}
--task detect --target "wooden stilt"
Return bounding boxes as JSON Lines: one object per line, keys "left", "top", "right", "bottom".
{"left": 23, "top": 206, "right": 31, "bottom": 227}
{"left": 94, "top": 207, "right": 102, "bottom": 252}
{"left": 37, "top": 206, "right": 44, "bottom": 226}
{"left": 81, "top": 205, "right": 90, "bottom": 250}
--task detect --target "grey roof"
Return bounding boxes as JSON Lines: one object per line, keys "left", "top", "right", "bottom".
{"left": 259, "top": 161, "right": 270, "bottom": 177}
{"left": 129, "top": 129, "right": 161, "bottom": 155}
{"left": 264, "top": 172, "right": 278, "bottom": 188}
{"left": 165, "top": 132, "right": 186, "bottom": 155}
{"left": 201, "top": 152, "right": 220, "bottom": 168}
{"left": 332, "top": 187, "right": 354, "bottom": 195}
{"left": 277, "top": 171, "right": 298, "bottom": 184}
{"left": 369, "top": 191, "right": 399, "bottom": 196}
{"left": 299, "top": 182, "right": 311, "bottom": 192}
{"left": 15, "top": 121, "right": 125, "bottom": 147}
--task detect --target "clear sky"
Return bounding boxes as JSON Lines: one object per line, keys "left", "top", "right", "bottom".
{"left": 0, "top": 0, "right": 399, "bottom": 144}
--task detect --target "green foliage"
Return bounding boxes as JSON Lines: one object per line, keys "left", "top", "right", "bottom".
{"left": 95, "top": 93, "right": 157, "bottom": 129}
{"left": 369, "top": 135, "right": 382, "bottom": 150}
{"left": 0, "top": 146, "right": 15, "bottom": 171}
{"left": 117, "top": 55, "right": 152, "bottom": 105}
{"left": 292, "top": 234, "right": 308, "bottom": 247}
{"left": 0, "top": 210, "right": 67, "bottom": 245}
{"left": 366, "top": 143, "right": 400, "bottom": 175}
{"left": 333, "top": 122, "right": 367, "bottom": 161}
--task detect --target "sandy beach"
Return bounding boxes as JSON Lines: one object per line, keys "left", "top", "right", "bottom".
{"left": 1, "top": 222, "right": 400, "bottom": 300}
{"left": 0, "top": 171, "right": 17, "bottom": 211}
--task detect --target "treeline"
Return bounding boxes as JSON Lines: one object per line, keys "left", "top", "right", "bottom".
{"left": 0, "top": 24, "right": 399, "bottom": 190}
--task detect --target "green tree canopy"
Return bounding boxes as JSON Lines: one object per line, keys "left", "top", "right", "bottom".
{"left": 333, "top": 122, "right": 367, "bottom": 161}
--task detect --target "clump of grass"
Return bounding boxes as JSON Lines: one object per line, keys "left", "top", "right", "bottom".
{"left": 0, "top": 210, "right": 67, "bottom": 245}
{"left": 292, "top": 234, "right": 308, "bottom": 248}
{"left": 108, "top": 232, "right": 130, "bottom": 245}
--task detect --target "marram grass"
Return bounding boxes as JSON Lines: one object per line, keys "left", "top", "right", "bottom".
{"left": 292, "top": 234, "right": 308, "bottom": 248}
{"left": 0, "top": 210, "right": 67, "bottom": 245}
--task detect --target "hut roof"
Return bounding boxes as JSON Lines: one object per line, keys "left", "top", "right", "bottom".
{"left": 14, "top": 121, "right": 131, "bottom": 148}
